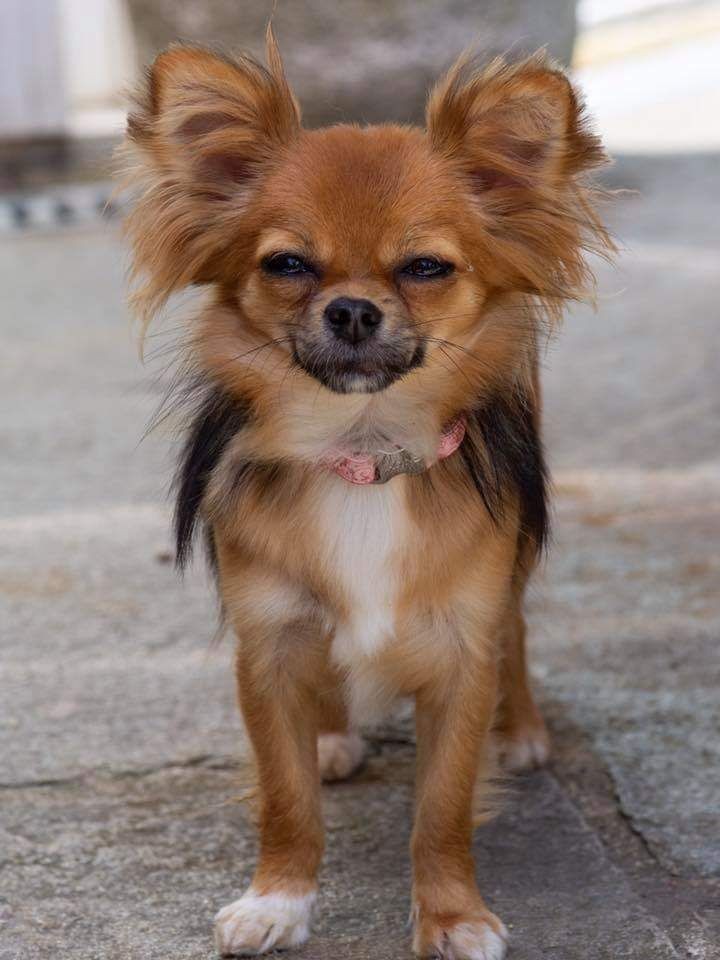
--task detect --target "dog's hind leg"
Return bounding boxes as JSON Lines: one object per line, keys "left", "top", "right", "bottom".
{"left": 495, "top": 574, "right": 550, "bottom": 773}
{"left": 316, "top": 683, "right": 366, "bottom": 782}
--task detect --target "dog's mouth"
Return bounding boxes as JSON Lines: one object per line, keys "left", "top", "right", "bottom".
{"left": 292, "top": 338, "right": 425, "bottom": 394}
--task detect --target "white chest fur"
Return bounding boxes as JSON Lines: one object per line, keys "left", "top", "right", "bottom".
{"left": 315, "top": 475, "right": 409, "bottom": 722}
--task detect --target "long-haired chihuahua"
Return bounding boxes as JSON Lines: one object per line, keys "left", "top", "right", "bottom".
{"left": 121, "top": 28, "right": 610, "bottom": 959}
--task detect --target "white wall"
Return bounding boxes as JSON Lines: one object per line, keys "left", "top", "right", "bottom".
{"left": 0, "top": 0, "right": 66, "bottom": 137}
{"left": 0, "top": 0, "right": 135, "bottom": 139}
{"left": 58, "top": 0, "right": 136, "bottom": 110}
{"left": 58, "top": 0, "right": 136, "bottom": 137}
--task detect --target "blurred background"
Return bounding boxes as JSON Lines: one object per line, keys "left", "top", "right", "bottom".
{"left": 2, "top": 3, "right": 719, "bottom": 959}
{"left": 2, "top": 0, "right": 719, "bottom": 194}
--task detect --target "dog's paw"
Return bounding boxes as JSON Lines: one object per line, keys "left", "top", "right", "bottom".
{"left": 413, "top": 909, "right": 508, "bottom": 960}
{"left": 413, "top": 910, "right": 508, "bottom": 960}
{"left": 497, "top": 722, "right": 550, "bottom": 773}
{"left": 214, "top": 888, "right": 316, "bottom": 956}
{"left": 317, "top": 732, "right": 366, "bottom": 782}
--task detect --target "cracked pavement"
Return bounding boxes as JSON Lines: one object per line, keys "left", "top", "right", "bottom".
{"left": 1, "top": 154, "right": 719, "bottom": 959}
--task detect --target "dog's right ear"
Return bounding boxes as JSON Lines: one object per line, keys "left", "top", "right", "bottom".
{"left": 128, "top": 34, "right": 300, "bottom": 191}
{"left": 426, "top": 52, "right": 612, "bottom": 319}
{"left": 121, "top": 29, "right": 300, "bottom": 327}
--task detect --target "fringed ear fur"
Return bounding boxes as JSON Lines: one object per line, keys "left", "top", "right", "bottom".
{"left": 120, "top": 26, "right": 300, "bottom": 336}
{"left": 426, "top": 52, "right": 614, "bottom": 322}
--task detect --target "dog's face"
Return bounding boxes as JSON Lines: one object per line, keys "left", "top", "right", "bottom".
{"left": 125, "top": 38, "right": 607, "bottom": 404}
{"left": 243, "top": 126, "right": 485, "bottom": 394}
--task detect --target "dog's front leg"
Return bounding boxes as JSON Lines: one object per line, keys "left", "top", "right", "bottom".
{"left": 411, "top": 643, "right": 508, "bottom": 960}
{"left": 214, "top": 580, "right": 324, "bottom": 957}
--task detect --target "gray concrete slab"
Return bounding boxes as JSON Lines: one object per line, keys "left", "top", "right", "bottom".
{"left": 538, "top": 152, "right": 720, "bottom": 884}
{"left": 1, "top": 154, "right": 719, "bottom": 959}
{"left": 0, "top": 751, "right": 682, "bottom": 960}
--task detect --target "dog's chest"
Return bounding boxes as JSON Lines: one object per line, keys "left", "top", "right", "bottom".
{"left": 315, "top": 477, "right": 409, "bottom": 672}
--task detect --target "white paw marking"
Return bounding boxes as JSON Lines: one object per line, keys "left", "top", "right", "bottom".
{"left": 214, "top": 889, "right": 316, "bottom": 956}
{"left": 500, "top": 726, "right": 550, "bottom": 773}
{"left": 445, "top": 920, "right": 509, "bottom": 960}
{"left": 318, "top": 732, "right": 366, "bottom": 782}
{"left": 412, "top": 906, "right": 508, "bottom": 960}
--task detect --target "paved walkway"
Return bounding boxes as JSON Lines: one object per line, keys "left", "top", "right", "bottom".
{"left": 1, "top": 155, "right": 718, "bottom": 959}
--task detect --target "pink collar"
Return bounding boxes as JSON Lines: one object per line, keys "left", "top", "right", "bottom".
{"left": 323, "top": 415, "right": 467, "bottom": 485}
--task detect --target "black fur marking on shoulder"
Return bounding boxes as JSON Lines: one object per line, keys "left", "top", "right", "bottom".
{"left": 460, "top": 392, "right": 550, "bottom": 554}
{"left": 173, "top": 387, "right": 251, "bottom": 571}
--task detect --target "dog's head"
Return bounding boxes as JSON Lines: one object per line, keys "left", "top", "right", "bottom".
{"left": 124, "top": 30, "right": 609, "bottom": 404}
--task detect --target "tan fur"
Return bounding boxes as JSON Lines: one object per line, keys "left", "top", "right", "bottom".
{"left": 122, "top": 30, "right": 611, "bottom": 958}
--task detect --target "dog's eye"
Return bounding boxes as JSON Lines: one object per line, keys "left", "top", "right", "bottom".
{"left": 262, "top": 252, "right": 315, "bottom": 277}
{"left": 401, "top": 257, "right": 454, "bottom": 279}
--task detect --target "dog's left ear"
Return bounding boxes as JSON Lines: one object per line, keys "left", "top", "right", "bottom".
{"left": 426, "top": 53, "right": 611, "bottom": 309}
{"left": 427, "top": 52, "right": 604, "bottom": 191}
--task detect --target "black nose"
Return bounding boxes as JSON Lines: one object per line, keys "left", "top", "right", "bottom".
{"left": 324, "top": 297, "right": 383, "bottom": 344}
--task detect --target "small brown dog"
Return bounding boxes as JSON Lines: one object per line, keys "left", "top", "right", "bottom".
{"left": 122, "top": 29, "right": 610, "bottom": 959}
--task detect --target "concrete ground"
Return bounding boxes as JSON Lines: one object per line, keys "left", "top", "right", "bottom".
{"left": 1, "top": 154, "right": 719, "bottom": 960}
